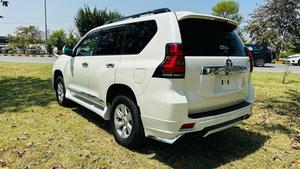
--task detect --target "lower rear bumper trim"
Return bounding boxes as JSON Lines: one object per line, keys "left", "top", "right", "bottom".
{"left": 188, "top": 102, "right": 251, "bottom": 119}
{"left": 185, "top": 114, "right": 250, "bottom": 138}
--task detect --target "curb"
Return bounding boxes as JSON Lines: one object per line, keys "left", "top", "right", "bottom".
{"left": 0, "top": 54, "right": 56, "bottom": 58}
{"left": 275, "top": 61, "right": 284, "bottom": 64}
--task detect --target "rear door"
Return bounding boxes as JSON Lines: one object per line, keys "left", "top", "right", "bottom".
{"left": 178, "top": 17, "right": 251, "bottom": 115}
{"left": 88, "top": 26, "right": 126, "bottom": 103}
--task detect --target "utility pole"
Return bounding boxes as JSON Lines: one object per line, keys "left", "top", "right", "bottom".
{"left": 44, "top": 0, "right": 48, "bottom": 55}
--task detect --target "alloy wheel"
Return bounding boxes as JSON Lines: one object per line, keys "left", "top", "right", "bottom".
{"left": 114, "top": 104, "right": 133, "bottom": 139}
{"left": 255, "top": 58, "right": 265, "bottom": 67}
{"left": 57, "top": 82, "right": 64, "bottom": 103}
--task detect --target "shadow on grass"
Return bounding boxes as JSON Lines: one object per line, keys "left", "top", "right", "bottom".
{"left": 259, "top": 123, "right": 298, "bottom": 135}
{"left": 137, "top": 128, "right": 268, "bottom": 169}
{"left": 70, "top": 104, "right": 111, "bottom": 133}
{"left": 262, "top": 89, "right": 300, "bottom": 117}
{"left": 69, "top": 103, "right": 268, "bottom": 169}
{"left": 284, "top": 80, "right": 300, "bottom": 84}
{"left": 0, "top": 76, "right": 55, "bottom": 112}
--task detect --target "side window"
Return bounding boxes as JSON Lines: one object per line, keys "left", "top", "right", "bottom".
{"left": 123, "top": 20, "right": 157, "bottom": 55}
{"left": 75, "top": 34, "right": 98, "bottom": 56}
{"left": 96, "top": 28, "right": 125, "bottom": 55}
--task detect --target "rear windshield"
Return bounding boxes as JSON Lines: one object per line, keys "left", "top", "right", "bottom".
{"left": 179, "top": 18, "right": 246, "bottom": 56}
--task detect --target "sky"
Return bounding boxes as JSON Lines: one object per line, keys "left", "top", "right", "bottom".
{"left": 0, "top": 0, "right": 264, "bottom": 36}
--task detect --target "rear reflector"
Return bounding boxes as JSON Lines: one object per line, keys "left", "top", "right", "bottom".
{"left": 180, "top": 123, "right": 195, "bottom": 129}
{"left": 245, "top": 47, "right": 254, "bottom": 72}
{"left": 153, "top": 43, "right": 185, "bottom": 78}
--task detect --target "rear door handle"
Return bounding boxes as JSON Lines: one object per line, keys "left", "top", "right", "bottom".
{"left": 106, "top": 63, "right": 115, "bottom": 68}
{"left": 82, "top": 62, "right": 88, "bottom": 68}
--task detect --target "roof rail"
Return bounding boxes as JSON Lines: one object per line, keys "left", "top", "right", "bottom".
{"left": 105, "top": 8, "right": 171, "bottom": 25}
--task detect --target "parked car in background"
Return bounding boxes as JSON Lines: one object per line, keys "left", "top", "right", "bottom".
{"left": 245, "top": 44, "right": 275, "bottom": 67}
{"left": 285, "top": 54, "right": 300, "bottom": 66}
{"left": 52, "top": 8, "right": 255, "bottom": 148}
{"left": 0, "top": 46, "right": 8, "bottom": 54}
{"left": 26, "top": 47, "right": 46, "bottom": 55}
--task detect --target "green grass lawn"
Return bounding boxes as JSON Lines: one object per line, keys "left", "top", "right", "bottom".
{"left": 0, "top": 62, "right": 299, "bottom": 169}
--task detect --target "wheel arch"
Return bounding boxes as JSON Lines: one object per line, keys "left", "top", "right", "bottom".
{"left": 106, "top": 84, "right": 138, "bottom": 107}
{"left": 53, "top": 70, "right": 63, "bottom": 89}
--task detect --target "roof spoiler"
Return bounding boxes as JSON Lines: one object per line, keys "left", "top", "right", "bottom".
{"left": 176, "top": 12, "right": 239, "bottom": 27}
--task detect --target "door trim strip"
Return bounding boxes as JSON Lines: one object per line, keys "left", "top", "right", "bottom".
{"left": 69, "top": 88, "right": 105, "bottom": 110}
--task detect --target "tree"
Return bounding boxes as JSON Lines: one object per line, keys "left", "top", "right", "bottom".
{"left": 74, "top": 6, "right": 122, "bottom": 36}
{"left": 0, "top": 0, "right": 9, "bottom": 18}
{"left": 8, "top": 26, "right": 43, "bottom": 53}
{"left": 66, "top": 30, "right": 80, "bottom": 48}
{"left": 48, "top": 30, "right": 80, "bottom": 54}
{"left": 0, "top": 0, "right": 8, "bottom": 6}
{"left": 212, "top": 0, "right": 245, "bottom": 42}
{"left": 48, "top": 29, "right": 67, "bottom": 54}
{"left": 245, "top": 0, "right": 300, "bottom": 53}
{"left": 212, "top": 0, "right": 243, "bottom": 23}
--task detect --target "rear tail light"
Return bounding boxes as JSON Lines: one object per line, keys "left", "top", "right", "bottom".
{"left": 153, "top": 43, "right": 185, "bottom": 78}
{"left": 245, "top": 47, "right": 254, "bottom": 73}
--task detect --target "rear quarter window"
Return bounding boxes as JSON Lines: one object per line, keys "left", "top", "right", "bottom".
{"left": 123, "top": 20, "right": 157, "bottom": 55}
{"left": 179, "top": 19, "right": 246, "bottom": 56}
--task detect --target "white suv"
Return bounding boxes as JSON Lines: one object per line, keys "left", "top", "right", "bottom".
{"left": 52, "top": 8, "right": 255, "bottom": 148}
{"left": 286, "top": 54, "right": 300, "bottom": 65}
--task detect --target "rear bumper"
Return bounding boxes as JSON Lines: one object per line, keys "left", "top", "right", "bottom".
{"left": 138, "top": 76, "right": 255, "bottom": 144}
{"left": 266, "top": 55, "right": 273, "bottom": 63}
{"left": 286, "top": 59, "right": 299, "bottom": 65}
{"left": 142, "top": 102, "right": 253, "bottom": 144}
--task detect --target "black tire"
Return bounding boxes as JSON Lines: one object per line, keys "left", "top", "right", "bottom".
{"left": 55, "top": 76, "right": 70, "bottom": 107}
{"left": 110, "top": 95, "right": 145, "bottom": 148}
{"left": 255, "top": 58, "right": 265, "bottom": 67}
{"left": 298, "top": 60, "right": 300, "bottom": 66}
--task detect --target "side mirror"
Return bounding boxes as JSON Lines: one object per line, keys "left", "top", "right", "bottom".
{"left": 62, "top": 46, "right": 73, "bottom": 56}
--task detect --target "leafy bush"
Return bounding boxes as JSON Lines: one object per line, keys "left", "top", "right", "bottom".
{"left": 279, "top": 50, "right": 295, "bottom": 58}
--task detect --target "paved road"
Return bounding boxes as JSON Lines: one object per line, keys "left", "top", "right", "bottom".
{"left": 254, "top": 63, "right": 300, "bottom": 73}
{"left": 0, "top": 56, "right": 57, "bottom": 64}
{"left": 1, "top": 56, "right": 299, "bottom": 73}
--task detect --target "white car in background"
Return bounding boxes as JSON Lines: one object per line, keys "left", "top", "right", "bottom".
{"left": 286, "top": 54, "right": 300, "bottom": 66}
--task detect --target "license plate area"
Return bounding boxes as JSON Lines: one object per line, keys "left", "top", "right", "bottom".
{"left": 215, "top": 75, "right": 237, "bottom": 93}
